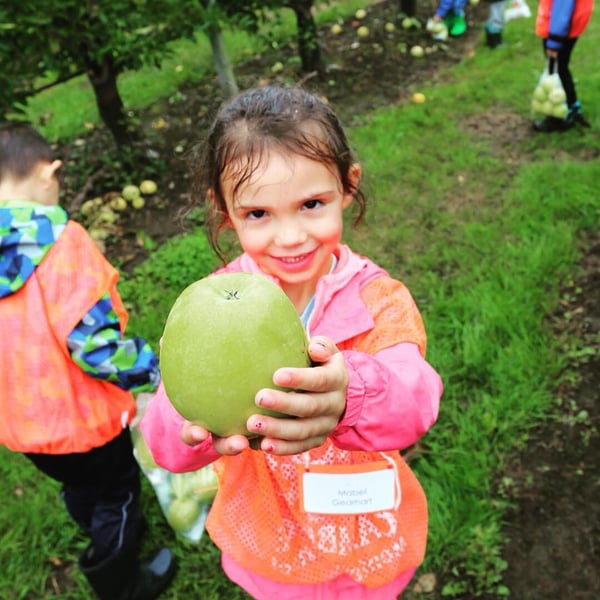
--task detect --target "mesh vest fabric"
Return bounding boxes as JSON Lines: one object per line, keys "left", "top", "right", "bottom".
{"left": 206, "top": 276, "right": 430, "bottom": 587}
{"left": 0, "top": 221, "right": 135, "bottom": 453}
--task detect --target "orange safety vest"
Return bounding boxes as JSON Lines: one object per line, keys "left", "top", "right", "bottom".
{"left": 0, "top": 221, "right": 135, "bottom": 454}
{"left": 206, "top": 278, "right": 429, "bottom": 587}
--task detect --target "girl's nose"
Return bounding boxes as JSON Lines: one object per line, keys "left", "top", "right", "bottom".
{"left": 274, "top": 221, "right": 307, "bottom": 247}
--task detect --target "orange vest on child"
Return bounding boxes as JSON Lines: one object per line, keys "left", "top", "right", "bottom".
{"left": 207, "top": 278, "right": 429, "bottom": 587}
{"left": 0, "top": 221, "right": 135, "bottom": 454}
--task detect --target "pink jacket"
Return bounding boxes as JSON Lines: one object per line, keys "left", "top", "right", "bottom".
{"left": 141, "top": 244, "right": 442, "bottom": 471}
{"left": 141, "top": 244, "right": 442, "bottom": 597}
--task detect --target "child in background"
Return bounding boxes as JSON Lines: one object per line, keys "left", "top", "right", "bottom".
{"left": 533, "top": 0, "right": 594, "bottom": 132}
{"left": 141, "top": 86, "right": 443, "bottom": 600}
{"left": 0, "top": 123, "right": 176, "bottom": 600}
{"left": 484, "top": 0, "right": 507, "bottom": 47}
{"left": 431, "top": 0, "right": 468, "bottom": 37}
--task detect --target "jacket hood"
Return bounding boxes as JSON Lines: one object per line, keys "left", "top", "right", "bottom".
{"left": 0, "top": 204, "right": 68, "bottom": 298}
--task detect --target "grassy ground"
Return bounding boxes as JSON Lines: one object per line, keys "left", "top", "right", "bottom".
{"left": 1, "top": 3, "right": 599, "bottom": 598}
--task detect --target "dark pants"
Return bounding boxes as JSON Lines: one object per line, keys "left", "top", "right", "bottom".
{"left": 25, "top": 428, "right": 143, "bottom": 563}
{"left": 544, "top": 38, "right": 579, "bottom": 107}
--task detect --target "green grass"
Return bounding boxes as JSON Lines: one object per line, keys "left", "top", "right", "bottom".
{"left": 2, "top": 4, "right": 599, "bottom": 599}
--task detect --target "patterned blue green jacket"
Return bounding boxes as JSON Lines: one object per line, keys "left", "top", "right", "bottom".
{"left": 0, "top": 201, "right": 159, "bottom": 392}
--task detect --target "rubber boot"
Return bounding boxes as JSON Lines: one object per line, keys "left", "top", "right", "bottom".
{"left": 485, "top": 30, "right": 503, "bottom": 48}
{"left": 532, "top": 116, "right": 573, "bottom": 133}
{"left": 450, "top": 13, "right": 467, "bottom": 36}
{"left": 79, "top": 543, "right": 177, "bottom": 600}
{"left": 568, "top": 101, "right": 591, "bottom": 128}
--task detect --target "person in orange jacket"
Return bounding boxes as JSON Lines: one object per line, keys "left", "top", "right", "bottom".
{"left": 533, "top": 0, "right": 594, "bottom": 131}
{"left": 0, "top": 122, "right": 176, "bottom": 600}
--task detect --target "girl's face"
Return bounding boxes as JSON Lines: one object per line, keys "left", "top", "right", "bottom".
{"left": 221, "top": 150, "right": 359, "bottom": 310}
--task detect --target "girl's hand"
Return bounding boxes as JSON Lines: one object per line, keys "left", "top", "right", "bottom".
{"left": 180, "top": 420, "right": 253, "bottom": 455}
{"left": 245, "top": 335, "right": 348, "bottom": 455}
{"left": 180, "top": 335, "right": 348, "bottom": 456}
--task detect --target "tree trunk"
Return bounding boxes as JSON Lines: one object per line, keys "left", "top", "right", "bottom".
{"left": 285, "top": 0, "right": 321, "bottom": 73}
{"left": 85, "top": 55, "right": 137, "bottom": 148}
{"left": 206, "top": 22, "right": 238, "bottom": 98}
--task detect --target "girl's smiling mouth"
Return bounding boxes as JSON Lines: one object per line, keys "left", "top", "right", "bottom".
{"left": 271, "top": 249, "right": 317, "bottom": 271}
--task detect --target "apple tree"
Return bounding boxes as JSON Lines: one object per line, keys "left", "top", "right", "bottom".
{"left": 223, "top": 0, "right": 325, "bottom": 74}
{"left": 282, "top": 0, "right": 322, "bottom": 73}
{"left": 0, "top": 0, "right": 203, "bottom": 152}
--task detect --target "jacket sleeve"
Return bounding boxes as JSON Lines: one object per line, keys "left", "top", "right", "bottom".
{"left": 436, "top": 0, "right": 464, "bottom": 18}
{"left": 139, "top": 382, "right": 220, "bottom": 472}
{"left": 547, "top": 0, "right": 576, "bottom": 49}
{"left": 67, "top": 293, "right": 160, "bottom": 392}
{"left": 330, "top": 342, "right": 442, "bottom": 451}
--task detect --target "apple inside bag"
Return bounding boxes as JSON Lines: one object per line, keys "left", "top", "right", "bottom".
{"left": 530, "top": 58, "right": 568, "bottom": 121}
{"left": 130, "top": 394, "right": 217, "bottom": 543}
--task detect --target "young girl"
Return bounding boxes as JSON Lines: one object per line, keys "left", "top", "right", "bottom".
{"left": 140, "top": 86, "right": 443, "bottom": 600}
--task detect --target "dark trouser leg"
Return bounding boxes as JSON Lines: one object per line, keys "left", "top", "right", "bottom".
{"left": 543, "top": 37, "right": 578, "bottom": 106}
{"left": 26, "top": 429, "right": 176, "bottom": 599}
{"left": 25, "top": 428, "right": 144, "bottom": 561}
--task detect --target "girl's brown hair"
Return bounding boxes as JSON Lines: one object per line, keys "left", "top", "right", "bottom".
{"left": 187, "top": 85, "right": 366, "bottom": 260}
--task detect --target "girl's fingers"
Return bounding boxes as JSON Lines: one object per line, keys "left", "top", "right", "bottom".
{"left": 273, "top": 351, "right": 347, "bottom": 394}
{"left": 181, "top": 421, "right": 209, "bottom": 446}
{"left": 258, "top": 435, "right": 327, "bottom": 456}
{"left": 307, "top": 336, "right": 337, "bottom": 364}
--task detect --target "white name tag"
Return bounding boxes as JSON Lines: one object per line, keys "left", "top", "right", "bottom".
{"left": 299, "top": 461, "right": 398, "bottom": 515}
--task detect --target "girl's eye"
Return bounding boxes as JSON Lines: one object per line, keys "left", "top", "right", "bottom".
{"left": 246, "top": 209, "right": 267, "bottom": 220}
{"left": 303, "top": 199, "right": 322, "bottom": 210}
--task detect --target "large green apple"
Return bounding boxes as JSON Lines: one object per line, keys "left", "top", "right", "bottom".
{"left": 160, "top": 272, "right": 310, "bottom": 437}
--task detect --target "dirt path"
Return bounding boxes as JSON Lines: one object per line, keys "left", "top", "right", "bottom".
{"left": 499, "top": 231, "right": 600, "bottom": 600}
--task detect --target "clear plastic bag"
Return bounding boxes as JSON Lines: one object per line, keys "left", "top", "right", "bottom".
{"left": 531, "top": 59, "right": 568, "bottom": 121}
{"left": 505, "top": 0, "right": 532, "bottom": 21}
{"left": 130, "top": 395, "right": 218, "bottom": 543}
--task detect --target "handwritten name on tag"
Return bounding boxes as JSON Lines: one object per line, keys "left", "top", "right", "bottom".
{"left": 299, "top": 461, "right": 397, "bottom": 515}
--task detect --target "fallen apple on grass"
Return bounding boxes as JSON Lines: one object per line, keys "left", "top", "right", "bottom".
{"left": 139, "top": 179, "right": 157, "bottom": 194}
{"left": 131, "top": 196, "right": 145, "bottom": 209}
{"left": 410, "top": 45, "right": 425, "bottom": 58}
{"left": 110, "top": 196, "right": 128, "bottom": 211}
{"left": 160, "top": 272, "right": 310, "bottom": 437}
{"left": 122, "top": 184, "right": 141, "bottom": 201}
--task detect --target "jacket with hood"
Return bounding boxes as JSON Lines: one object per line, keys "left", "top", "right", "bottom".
{"left": 141, "top": 244, "right": 443, "bottom": 592}
{"left": 0, "top": 202, "right": 159, "bottom": 454}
